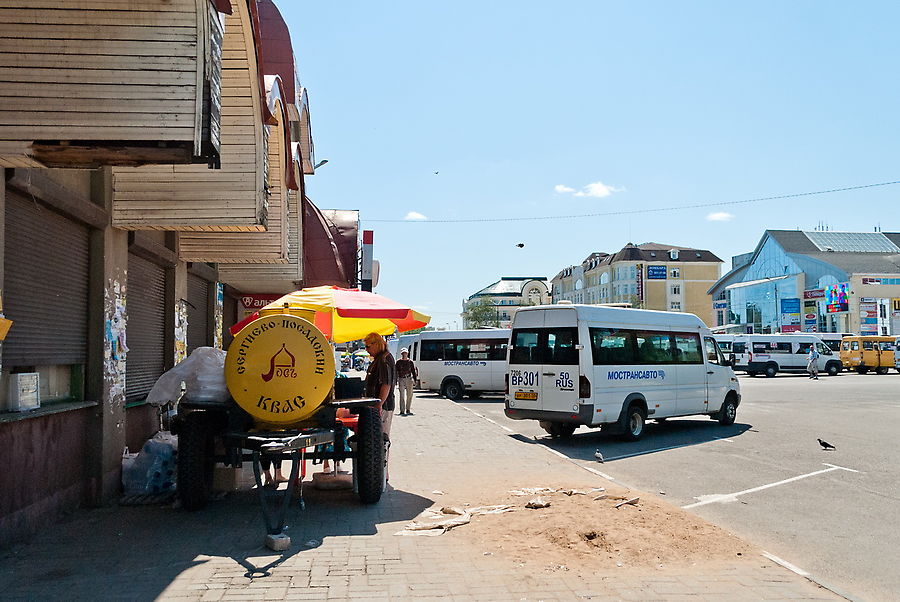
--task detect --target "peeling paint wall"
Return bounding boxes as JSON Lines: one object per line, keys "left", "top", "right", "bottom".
{"left": 174, "top": 299, "right": 188, "bottom": 364}
{"left": 104, "top": 275, "right": 127, "bottom": 410}
{"left": 214, "top": 283, "right": 224, "bottom": 349}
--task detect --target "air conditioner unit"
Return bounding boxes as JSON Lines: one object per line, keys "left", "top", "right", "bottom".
{"left": 6, "top": 373, "right": 40, "bottom": 412}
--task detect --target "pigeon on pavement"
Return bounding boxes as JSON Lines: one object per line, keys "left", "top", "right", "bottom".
{"left": 594, "top": 449, "right": 604, "bottom": 463}
{"left": 818, "top": 438, "right": 836, "bottom": 450}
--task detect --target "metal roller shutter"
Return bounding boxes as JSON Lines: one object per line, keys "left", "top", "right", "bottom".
{"left": 3, "top": 192, "right": 90, "bottom": 367}
{"left": 187, "top": 274, "right": 210, "bottom": 354}
{"left": 125, "top": 254, "right": 167, "bottom": 402}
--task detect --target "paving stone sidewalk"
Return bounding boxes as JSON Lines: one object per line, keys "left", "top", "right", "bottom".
{"left": 0, "top": 392, "right": 840, "bottom": 601}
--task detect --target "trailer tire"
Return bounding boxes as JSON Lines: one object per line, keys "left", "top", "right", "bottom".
{"left": 540, "top": 421, "right": 576, "bottom": 439}
{"left": 177, "top": 412, "right": 216, "bottom": 511}
{"left": 442, "top": 379, "right": 464, "bottom": 401}
{"left": 355, "top": 407, "right": 385, "bottom": 504}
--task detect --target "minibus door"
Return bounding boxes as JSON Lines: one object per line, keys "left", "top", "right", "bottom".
{"left": 539, "top": 327, "right": 581, "bottom": 414}
{"left": 704, "top": 337, "right": 730, "bottom": 411}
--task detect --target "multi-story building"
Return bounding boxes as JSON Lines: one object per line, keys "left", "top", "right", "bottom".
{"left": 462, "top": 277, "right": 551, "bottom": 328}
{"left": 708, "top": 230, "right": 900, "bottom": 335}
{"left": 552, "top": 243, "right": 723, "bottom": 325}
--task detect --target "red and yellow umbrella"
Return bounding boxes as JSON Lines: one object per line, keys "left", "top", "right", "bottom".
{"left": 230, "top": 286, "right": 430, "bottom": 343}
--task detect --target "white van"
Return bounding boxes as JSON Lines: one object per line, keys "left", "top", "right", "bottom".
{"left": 731, "top": 334, "right": 841, "bottom": 377}
{"left": 505, "top": 304, "right": 740, "bottom": 440}
{"left": 413, "top": 329, "right": 510, "bottom": 399}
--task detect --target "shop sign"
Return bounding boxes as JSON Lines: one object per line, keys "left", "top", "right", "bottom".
{"left": 803, "top": 289, "right": 825, "bottom": 299}
{"left": 860, "top": 324, "right": 879, "bottom": 334}
{"left": 240, "top": 294, "right": 283, "bottom": 310}
{"left": 647, "top": 265, "right": 667, "bottom": 280}
{"left": 862, "top": 278, "right": 882, "bottom": 285}
{"left": 781, "top": 325, "right": 801, "bottom": 332}
{"left": 636, "top": 263, "right": 644, "bottom": 301}
{"left": 713, "top": 301, "right": 727, "bottom": 309}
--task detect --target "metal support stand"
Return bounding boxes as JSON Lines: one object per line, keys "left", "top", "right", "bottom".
{"left": 252, "top": 450, "right": 301, "bottom": 551}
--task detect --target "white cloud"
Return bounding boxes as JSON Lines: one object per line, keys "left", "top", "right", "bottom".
{"left": 573, "top": 181, "right": 624, "bottom": 198}
{"left": 554, "top": 184, "right": 576, "bottom": 194}
{"left": 706, "top": 212, "right": 735, "bottom": 222}
{"left": 404, "top": 211, "right": 428, "bottom": 221}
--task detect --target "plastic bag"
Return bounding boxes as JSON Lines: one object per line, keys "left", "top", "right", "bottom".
{"left": 146, "top": 346, "right": 228, "bottom": 406}
{"left": 122, "top": 431, "right": 179, "bottom": 495}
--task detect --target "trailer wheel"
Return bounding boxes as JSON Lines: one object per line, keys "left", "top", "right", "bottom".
{"left": 540, "top": 421, "right": 576, "bottom": 439}
{"left": 177, "top": 412, "right": 215, "bottom": 511}
{"left": 355, "top": 407, "right": 385, "bottom": 504}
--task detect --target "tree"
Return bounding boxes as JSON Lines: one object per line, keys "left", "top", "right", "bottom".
{"left": 462, "top": 298, "right": 500, "bottom": 328}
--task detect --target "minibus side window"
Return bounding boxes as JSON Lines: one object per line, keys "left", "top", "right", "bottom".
{"left": 704, "top": 337, "right": 723, "bottom": 364}
{"left": 635, "top": 332, "right": 672, "bottom": 364}
{"left": 489, "top": 341, "right": 508, "bottom": 361}
{"left": 796, "top": 343, "right": 812, "bottom": 354}
{"left": 672, "top": 333, "right": 703, "bottom": 364}
{"left": 817, "top": 343, "right": 832, "bottom": 355}
{"left": 591, "top": 328, "right": 634, "bottom": 365}
{"left": 773, "top": 343, "right": 792, "bottom": 353}
{"left": 732, "top": 342, "right": 746, "bottom": 354}
{"left": 851, "top": 341, "right": 859, "bottom": 350}
{"left": 863, "top": 341, "right": 874, "bottom": 351}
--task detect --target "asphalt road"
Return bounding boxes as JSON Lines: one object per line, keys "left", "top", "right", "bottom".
{"left": 451, "top": 371, "right": 900, "bottom": 601}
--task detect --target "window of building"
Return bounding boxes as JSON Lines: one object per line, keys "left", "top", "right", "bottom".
{"left": 670, "top": 268, "right": 681, "bottom": 278}
{"left": 670, "top": 302, "right": 681, "bottom": 311}
{"left": 671, "top": 285, "right": 681, "bottom": 295}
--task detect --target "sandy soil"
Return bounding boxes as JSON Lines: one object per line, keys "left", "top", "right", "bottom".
{"left": 425, "top": 482, "right": 756, "bottom": 576}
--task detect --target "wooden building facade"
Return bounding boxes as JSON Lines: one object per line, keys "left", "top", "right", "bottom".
{"left": 0, "top": 0, "right": 361, "bottom": 544}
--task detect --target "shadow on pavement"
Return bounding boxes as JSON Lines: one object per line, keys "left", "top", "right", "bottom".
{"left": 0, "top": 483, "right": 433, "bottom": 599}
{"left": 512, "top": 419, "right": 752, "bottom": 464}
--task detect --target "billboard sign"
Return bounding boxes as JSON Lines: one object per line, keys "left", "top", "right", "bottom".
{"left": 803, "top": 289, "right": 825, "bottom": 299}
{"left": 825, "top": 282, "right": 849, "bottom": 313}
{"left": 647, "top": 265, "right": 667, "bottom": 280}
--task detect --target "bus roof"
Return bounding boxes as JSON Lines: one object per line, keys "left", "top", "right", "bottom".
{"left": 516, "top": 304, "right": 708, "bottom": 330}
{"left": 418, "top": 328, "right": 510, "bottom": 340}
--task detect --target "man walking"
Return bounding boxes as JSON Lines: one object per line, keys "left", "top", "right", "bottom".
{"left": 395, "top": 348, "right": 418, "bottom": 415}
{"left": 807, "top": 344, "right": 820, "bottom": 380}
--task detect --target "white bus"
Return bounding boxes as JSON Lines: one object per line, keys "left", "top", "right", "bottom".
{"left": 730, "top": 333, "right": 841, "bottom": 377}
{"left": 505, "top": 304, "right": 740, "bottom": 440}
{"left": 411, "top": 329, "right": 510, "bottom": 400}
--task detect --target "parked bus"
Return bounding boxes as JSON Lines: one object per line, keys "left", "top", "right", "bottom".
{"left": 729, "top": 334, "right": 841, "bottom": 377}
{"left": 505, "top": 304, "right": 740, "bottom": 441}
{"left": 839, "top": 335, "right": 896, "bottom": 374}
{"left": 411, "top": 329, "right": 510, "bottom": 399}
{"left": 895, "top": 337, "right": 900, "bottom": 373}
{"left": 815, "top": 332, "right": 855, "bottom": 353}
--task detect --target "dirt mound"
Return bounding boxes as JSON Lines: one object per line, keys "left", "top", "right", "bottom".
{"left": 448, "top": 486, "right": 755, "bottom": 574}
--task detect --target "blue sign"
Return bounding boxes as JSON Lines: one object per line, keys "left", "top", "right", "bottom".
{"left": 647, "top": 265, "right": 667, "bottom": 280}
{"left": 780, "top": 298, "right": 801, "bottom": 314}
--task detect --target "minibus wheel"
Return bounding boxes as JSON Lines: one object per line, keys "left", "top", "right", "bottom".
{"left": 826, "top": 363, "right": 840, "bottom": 377}
{"left": 619, "top": 404, "right": 646, "bottom": 442}
{"left": 540, "top": 421, "right": 576, "bottom": 439}
{"left": 747, "top": 371, "right": 758, "bottom": 377}
{"left": 856, "top": 366, "right": 868, "bottom": 375}
{"left": 718, "top": 396, "right": 737, "bottom": 426}
{"left": 441, "top": 379, "right": 464, "bottom": 400}
{"left": 764, "top": 364, "right": 778, "bottom": 378}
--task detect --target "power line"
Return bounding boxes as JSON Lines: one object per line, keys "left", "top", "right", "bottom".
{"left": 364, "top": 179, "right": 900, "bottom": 224}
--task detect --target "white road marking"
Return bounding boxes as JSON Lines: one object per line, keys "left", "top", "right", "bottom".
{"left": 683, "top": 463, "right": 858, "bottom": 509}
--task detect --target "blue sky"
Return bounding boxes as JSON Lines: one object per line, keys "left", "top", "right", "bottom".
{"left": 281, "top": 1, "right": 900, "bottom": 329}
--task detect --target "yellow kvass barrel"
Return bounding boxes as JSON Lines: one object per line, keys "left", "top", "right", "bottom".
{"left": 225, "top": 313, "right": 335, "bottom": 425}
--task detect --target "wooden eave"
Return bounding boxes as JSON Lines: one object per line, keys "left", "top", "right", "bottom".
{"left": 179, "top": 76, "right": 295, "bottom": 262}
{"left": 110, "top": 0, "right": 268, "bottom": 231}
{"left": 0, "top": 0, "right": 229, "bottom": 168}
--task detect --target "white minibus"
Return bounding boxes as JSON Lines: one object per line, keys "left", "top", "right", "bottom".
{"left": 731, "top": 334, "right": 841, "bottom": 377}
{"left": 505, "top": 304, "right": 740, "bottom": 441}
{"left": 412, "top": 329, "right": 510, "bottom": 399}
